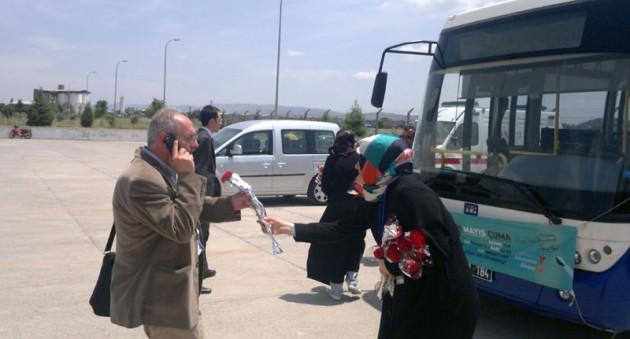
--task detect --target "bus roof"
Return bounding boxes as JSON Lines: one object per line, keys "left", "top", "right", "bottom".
{"left": 443, "top": 0, "right": 576, "bottom": 30}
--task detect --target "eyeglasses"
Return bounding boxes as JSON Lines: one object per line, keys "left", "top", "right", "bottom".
{"left": 181, "top": 133, "right": 198, "bottom": 143}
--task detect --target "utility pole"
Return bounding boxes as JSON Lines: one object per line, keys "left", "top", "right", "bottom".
{"left": 113, "top": 59, "right": 127, "bottom": 114}
{"left": 273, "top": 0, "right": 283, "bottom": 119}
{"left": 375, "top": 108, "right": 382, "bottom": 134}
{"left": 163, "top": 38, "right": 180, "bottom": 105}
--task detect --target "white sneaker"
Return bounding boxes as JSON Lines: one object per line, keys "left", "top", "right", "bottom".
{"left": 345, "top": 271, "right": 362, "bottom": 295}
{"left": 328, "top": 283, "right": 343, "bottom": 301}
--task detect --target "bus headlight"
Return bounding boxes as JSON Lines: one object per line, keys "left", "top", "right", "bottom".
{"left": 558, "top": 290, "right": 571, "bottom": 301}
{"left": 588, "top": 249, "right": 601, "bottom": 264}
{"left": 574, "top": 251, "right": 582, "bottom": 265}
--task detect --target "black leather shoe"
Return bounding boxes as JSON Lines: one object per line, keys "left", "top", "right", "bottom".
{"left": 203, "top": 269, "right": 216, "bottom": 279}
{"left": 200, "top": 286, "right": 212, "bottom": 294}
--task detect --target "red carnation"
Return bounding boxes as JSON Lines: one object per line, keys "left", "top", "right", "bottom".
{"left": 221, "top": 171, "right": 233, "bottom": 183}
{"left": 412, "top": 248, "right": 426, "bottom": 260}
{"left": 401, "top": 258, "right": 422, "bottom": 279}
{"left": 409, "top": 230, "right": 426, "bottom": 248}
{"left": 385, "top": 244, "right": 402, "bottom": 263}
{"left": 398, "top": 237, "right": 412, "bottom": 254}
{"left": 373, "top": 246, "right": 384, "bottom": 260}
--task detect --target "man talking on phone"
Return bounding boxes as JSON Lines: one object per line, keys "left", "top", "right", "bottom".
{"left": 110, "top": 108, "right": 249, "bottom": 338}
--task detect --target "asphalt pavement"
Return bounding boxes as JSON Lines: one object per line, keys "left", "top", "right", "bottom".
{"left": 0, "top": 139, "right": 626, "bottom": 339}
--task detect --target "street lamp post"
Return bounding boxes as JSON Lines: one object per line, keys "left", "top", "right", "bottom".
{"left": 273, "top": 0, "right": 283, "bottom": 119}
{"left": 163, "top": 38, "right": 180, "bottom": 105}
{"left": 113, "top": 60, "right": 127, "bottom": 114}
{"left": 86, "top": 71, "right": 96, "bottom": 91}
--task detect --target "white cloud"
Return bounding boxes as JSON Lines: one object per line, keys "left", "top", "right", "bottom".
{"left": 380, "top": 0, "right": 505, "bottom": 13}
{"left": 352, "top": 71, "right": 377, "bottom": 80}
{"left": 288, "top": 50, "right": 305, "bottom": 57}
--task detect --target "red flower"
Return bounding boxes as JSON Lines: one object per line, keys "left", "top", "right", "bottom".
{"left": 221, "top": 171, "right": 233, "bottom": 183}
{"left": 409, "top": 230, "right": 426, "bottom": 248}
{"left": 401, "top": 258, "right": 422, "bottom": 279}
{"left": 373, "top": 246, "right": 384, "bottom": 260}
{"left": 385, "top": 244, "right": 401, "bottom": 263}
{"left": 398, "top": 237, "right": 412, "bottom": 254}
{"left": 412, "top": 248, "right": 426, "bottom": 260}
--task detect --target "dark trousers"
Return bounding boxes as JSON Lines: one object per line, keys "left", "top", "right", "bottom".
{"left": 200, "top": 221, "right": 210, "bottom": 274}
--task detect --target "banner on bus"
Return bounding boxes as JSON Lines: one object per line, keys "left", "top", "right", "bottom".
{"left": 452, "top": 213, "right": 577, "bottom": 291}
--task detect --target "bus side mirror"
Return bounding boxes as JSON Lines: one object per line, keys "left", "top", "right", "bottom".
{"left": 371, "top": 72, "right": 388, "bottom": 108}
{"left": 229, "top": 144, "right": 242, "bottom": 156}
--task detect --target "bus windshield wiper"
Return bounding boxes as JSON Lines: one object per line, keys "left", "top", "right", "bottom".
{"left": 476, "top": 173, "right": 563, "bottom": 225}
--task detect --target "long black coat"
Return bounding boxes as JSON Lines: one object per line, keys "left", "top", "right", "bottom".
{"left": 294, "top": 173, "right": 479, "bottom": 339}
{"left": 307, "top": 150, "right": 365, "bottom": 284}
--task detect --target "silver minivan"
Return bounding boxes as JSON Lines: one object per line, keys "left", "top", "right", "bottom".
{"left": 212, "top": 120, "right": 340, "bottom": 203}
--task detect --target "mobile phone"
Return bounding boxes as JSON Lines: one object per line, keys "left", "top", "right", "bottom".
{"left": 163, "top": 134, "right": 176, "bottom": 154}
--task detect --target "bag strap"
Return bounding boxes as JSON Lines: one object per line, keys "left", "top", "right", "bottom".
{"left": 105, "top": 223, "right": 116, "bottom": 253}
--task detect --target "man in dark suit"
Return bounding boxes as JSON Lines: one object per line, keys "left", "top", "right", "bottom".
{"left": 193, "top": 104, "right": 223, "bottom": 294}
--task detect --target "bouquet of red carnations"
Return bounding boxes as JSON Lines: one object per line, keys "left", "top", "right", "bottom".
{"left": 221, "top": 171, "right": 283, "bottom": 255}
{"left": 373, "top": 220, "right": 432, "bottom": 296}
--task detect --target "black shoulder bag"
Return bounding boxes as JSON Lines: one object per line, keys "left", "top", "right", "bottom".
{"left": 89, "top": 224, "right": 116, "bottom": 317}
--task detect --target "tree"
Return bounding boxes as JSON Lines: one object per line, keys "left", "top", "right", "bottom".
{"left": 81, "top": 103, "right": 94, "bottom": 127}
{"left": 94, "top": 100, "right": 108, "bottom": 118}
{"left": 253, "top": 110, "right": 262, "bottom": 120}
{"left": 15, "top": 100, "right": 25, "bottom": 113}
{"left": 2, "top": 104, "right": 15, "bottom": 117}
{"left": 27, "top": 100, "right": 57, "bottom": 126}
{"left": 343, "top": 100, "right": 366, "bottom": 137}
{"left": 144, "top": 98, "right": 165, "bottom": 118}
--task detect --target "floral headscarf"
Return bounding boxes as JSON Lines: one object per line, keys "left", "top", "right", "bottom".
{"left": 353, "top": 134, "right": 413, "bottom": 202}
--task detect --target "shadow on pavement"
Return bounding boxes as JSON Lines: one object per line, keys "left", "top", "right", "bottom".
{"left": 475, "top": 293, "right": 629, "bottom": 339}
{"left": 361, "top": 256, "right": 378, "bottom": 267}
{"left": 279, "top": 286, "right": 361, "bottom": 306}
{"left": 258, "top": 196, "right": 323, "bottom": 207}
{"left": 361, "top": 288, "right": 382, "bottom": 312}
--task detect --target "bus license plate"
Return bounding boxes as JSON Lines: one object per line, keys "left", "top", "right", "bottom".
{"left": 470, "top": 264, "right": 494, "bottom": 282}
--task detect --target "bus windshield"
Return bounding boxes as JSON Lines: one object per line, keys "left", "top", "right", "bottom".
{"left": 416, "top": 54, "right": 630, "bottom": 221}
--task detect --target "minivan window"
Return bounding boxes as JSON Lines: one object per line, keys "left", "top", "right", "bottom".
{"left": 282, "top": 130, "right": 308, "bottom": 154}
{"left": 213, "top": 127, "right": 242, "bottom": 149}
{"left": 232, "top": 131, "right": 273, "bottom": 155}
{"left": 314, "top": 130, "right": 335, "bottom": 154}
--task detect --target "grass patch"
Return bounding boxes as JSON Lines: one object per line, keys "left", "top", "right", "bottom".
{"left": 0, "top": 113, "right": 28, "bottom": 126}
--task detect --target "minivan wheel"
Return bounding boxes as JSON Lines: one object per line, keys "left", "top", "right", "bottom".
{"left": 307, "top": 177, "right": 328, "bottom": 205}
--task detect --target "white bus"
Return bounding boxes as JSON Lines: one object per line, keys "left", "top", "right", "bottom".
{"left": 370, "top": 0, "right": 630, "bottom": 333}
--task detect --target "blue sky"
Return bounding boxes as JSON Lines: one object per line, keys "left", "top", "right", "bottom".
{"left": 1, "top": 0, "right": 501, "bottom": 113}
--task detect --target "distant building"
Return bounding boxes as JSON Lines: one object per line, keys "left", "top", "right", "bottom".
{"left": 33, "top": 85, "right": 90, "bottom": 115}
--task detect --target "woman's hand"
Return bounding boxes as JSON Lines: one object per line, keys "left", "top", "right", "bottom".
{"left": 263, "top": 216, "right": 294, "bottom": 235}
{"left": 377, "top": 259, "right": 393, "bottom": 279}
